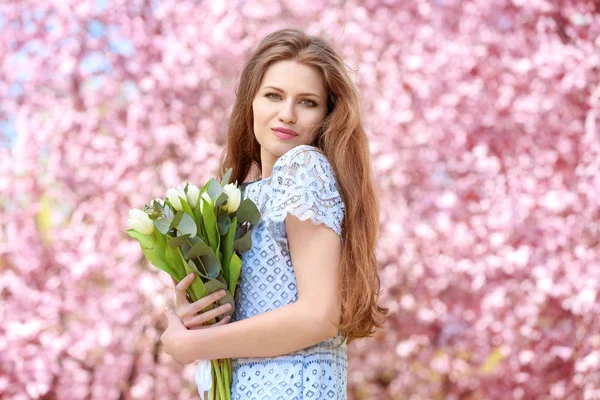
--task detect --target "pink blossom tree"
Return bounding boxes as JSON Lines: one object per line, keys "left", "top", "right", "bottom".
{"left": 1, "top": 0, "right": 599, "bottom": 399}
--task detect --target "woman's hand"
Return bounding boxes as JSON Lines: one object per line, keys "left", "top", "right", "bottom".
{"left": 161, "top": 306, "right": 195, "bottom": 364}
{"left": 173, "top": 273, "right": 232, "bottom": 329}
{"left": 160, "top": 273, "right": 233, "bottom": 364}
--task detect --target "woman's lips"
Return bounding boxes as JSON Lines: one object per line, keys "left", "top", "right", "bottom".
{"left": 271, "top": 127, "right": 298, "bottom": 140}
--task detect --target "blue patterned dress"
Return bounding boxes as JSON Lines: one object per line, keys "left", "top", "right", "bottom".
{"left": 230, "top": 145, "right": 347, "bottom": 400}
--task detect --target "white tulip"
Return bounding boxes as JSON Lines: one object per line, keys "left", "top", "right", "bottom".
{"left": 223, "top": 184, "right": 241, "bottom": 213}
{"left": 199, "top": 192, "right": 212, "bottom": 213}
{"left": 128, "top": 209, "right": 154, "bottom": 234}
{"left": 166, "top": 185, "right": 186, "bottom": 211}
{"left": 186, "top": 184, "right": 201, "bottom": 208}
{"left": 151, "top": 197, "right": 164, "bottom": 207}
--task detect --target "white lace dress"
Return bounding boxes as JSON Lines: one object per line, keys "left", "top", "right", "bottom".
{"left": 230, "top": 145, "right": 347, "bottom": 400}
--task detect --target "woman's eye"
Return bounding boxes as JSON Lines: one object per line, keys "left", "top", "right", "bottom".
{"left": 265, "top": 93, "right": 317, "bottom": 107}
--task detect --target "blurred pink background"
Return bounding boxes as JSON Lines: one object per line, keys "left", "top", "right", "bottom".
{"left": 1, "top": 0, "right": 599, "bottom": 399}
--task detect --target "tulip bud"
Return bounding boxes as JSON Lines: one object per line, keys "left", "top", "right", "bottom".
{"left": 128, "top": 209, "right": 154, "bottom": 234}
{"left": 186, "top": 184, "right": 201, "bottom": 208}
{"left": 199, "top": 192, "right": 212, "bottom": 213}
{"left": 151, "top": 198, "right": 164, "bottom": 207}
{"left": 166, "top": 186, "right": 186, "bottom": 211}
{"left": 223, "top": 184, "right": 241, "bottom": 214}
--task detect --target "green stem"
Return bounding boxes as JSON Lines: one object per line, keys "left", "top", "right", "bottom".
{"left": 223, "top": 358, "right": 231, "bottom": 400}
{"left": 210, "top": 360, "right": 217, "bottom": 400}
{"left": 214, "top": 360, "right": 225, "bottom": 400}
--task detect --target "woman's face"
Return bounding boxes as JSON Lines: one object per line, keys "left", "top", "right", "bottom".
{"left": 252, "top": 59, "right": 328, "bottom": 174}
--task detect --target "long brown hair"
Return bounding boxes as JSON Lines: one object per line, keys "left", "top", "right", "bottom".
{"left": 218, "top": 28, "right": 388, "bottom": 343}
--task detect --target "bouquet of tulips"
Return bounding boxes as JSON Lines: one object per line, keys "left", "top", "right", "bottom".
{"left": 126, "top": 169, "right": 260, "bottom": 400}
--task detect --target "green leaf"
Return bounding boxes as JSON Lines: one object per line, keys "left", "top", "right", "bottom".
{"left": 164, "top": 238, "right": 188, "bottom": 282}
{"left": 136, "top": 226, "right": 177, "bottom": 278}
{"left": 201, "top": 249, "right": 221, "bottom": 280}
{"left": 204, "top": 279, "right": 227, "bottom": 293}
{"left": 204, "top": 279, "right": 235, "bottom": 318}
{"left": 187, "top": 259, "right": 201, "bottom": 275}
{"left": 176, "top": 212, "right": 197, "bottom": 237}
{"left": 188, "top": 238, "right": 212, "bottom": 259}
{"left": 235, "top": 199, "right": 261, "bottom": 226}
{"left": 170, "top": 211, "right": 183, "bottom": 231}
{"left": 126, "top": 229, "right": 154, "bottom": 249}
{"left": 177, "top": 250, "right": 208, "bottom": 302}
{"left": 220, "top": 216, "right": 237, "bottom": 285}
{"left": 193, "top": 203, "right": 207, "bottom": 240}
{"left": 214, "top": 192, "right": 229, "bottom": 208}
{"left": 221, "top": 168, "right": 232, "bottom": 186}
{"left": 202, "top": 198, "right": 219, "bottom": 251}
{"left": 217, "top": 274, "right": 228, "bottom": 287}
{"left": 228, "top": 253, "right": 242, "bottom": 298}
{"left": 207, "top": 178, "right": 224, "bottom": 200}
{"left": 218, "top": 291, "right": 235, "bottom": 318}
{"left": 153, "top": 200, "right": 164, "bottom": 214}
{"left": 167, "top": 233, "right": 191, "bottom": 248}
{"left": 217, "top": 213, "right": 231, "bottom": 236}
{"left": 234, "top": 230, "right": 253, "bottom": 253}
{"left": 180, "top": 195, "right": 195, "bottom": 218}
{"left": 154, "top": 217, "right": 171, "bottom": 235}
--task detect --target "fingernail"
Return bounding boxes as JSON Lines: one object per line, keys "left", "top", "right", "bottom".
{"left": 188, "top": 273, "right": 195, "bottom": 279}
{"left": 220, "top": 290, "right": 226, "bottom": 296}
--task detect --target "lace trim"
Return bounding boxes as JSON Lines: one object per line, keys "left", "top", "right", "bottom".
{"left": 266, "top": 145, "right": 345, "bottom": 241}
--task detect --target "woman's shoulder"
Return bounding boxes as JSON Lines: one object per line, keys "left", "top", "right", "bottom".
{"left": 272, "top": 144, "right": 332, "bottom": 175}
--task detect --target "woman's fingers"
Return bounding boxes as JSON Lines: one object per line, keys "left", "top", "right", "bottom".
{"left": 190, "top": 290, "right": 228, "bottom": 315}
{"left": 184, "top": 302, "right": 232, "bottom": 328}
{"left": 174, "top": 273, "right": 196, "bottom": 307}
{"left": 186, "top": 315, "right": 231, "bottom": 330}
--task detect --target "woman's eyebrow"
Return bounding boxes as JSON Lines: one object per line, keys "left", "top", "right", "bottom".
{"left": 262, "top": 85, "right": 321, "bottom": 99}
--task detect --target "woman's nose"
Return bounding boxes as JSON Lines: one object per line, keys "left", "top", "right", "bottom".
{"left": 278, "top": 101, "right": 296, "bottom": 124}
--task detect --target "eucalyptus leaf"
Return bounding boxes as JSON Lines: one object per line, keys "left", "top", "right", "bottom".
{"left": 217, "top": 213, "right": 231, "bottom": 236}
{"left": 217, "top": 291, "right": 235, "bottom": 318}
{"left": 234, "top": 230, "right": 253, "bottom": 253}
{"left": 167, "top": 233, "right": 190, "bottom": 248}
{"left": 214, "top": 192, "right": 229, "bottom": 208}
{"left": 201, "top": 250, "right": 221, "bottom": 280}
{"left": 204, "top": 279, "right": 235, "bottom": 318}
{"left": 187, "top": 259, "right": 201, "bottom": 276}
{"left": 170, "top": 211, "right": 183, "bottom": 231}
{"left": 176, "top": 212, "right": 197, "bottom": 237}
{"left": 235, "top": 199, "right": 261, "bottom": 226}
{"left": 154, "top": 217, "right": 171, "bottom": 235}
{"left": 207, "top": 178, "right": 224, "bottom": 200}
{"left": 221, "top": 168, "right": 232, "bottom": 186}
{"left": 180, "top": 240, "right": 191, "bottom": 259}
{"left": 188, "top": 239, "right": 212, "bottom": 259}
{"left": 217, "top": 274, "right": 228, "bottom": 287}
{"left": 204, "top": 279, "right": 227, "bottom": 294}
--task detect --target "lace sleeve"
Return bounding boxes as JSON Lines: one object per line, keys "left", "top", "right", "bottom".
{"left": 266, "top": 145, "right": 345, "bottom": 242}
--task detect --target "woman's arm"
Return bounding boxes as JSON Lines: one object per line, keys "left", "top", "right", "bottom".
{"left": 169, "top": 214, "right": 342, "bottom": 361}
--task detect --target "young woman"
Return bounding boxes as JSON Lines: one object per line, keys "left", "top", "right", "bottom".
{"left": 160, "top": 28, "right": 388, "bottom": 399}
